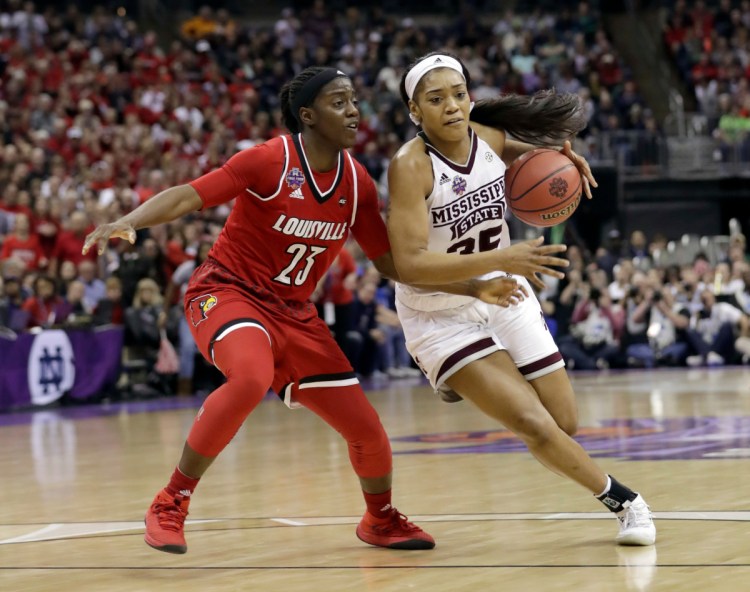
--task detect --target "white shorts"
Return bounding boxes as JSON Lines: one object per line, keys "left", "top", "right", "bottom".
{"left": 396, "top": 280, "right": 564, "bottom": 396}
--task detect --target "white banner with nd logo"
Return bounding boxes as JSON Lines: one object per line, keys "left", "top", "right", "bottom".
{"left": 27, "top": 330, "right": 76, "bottom": 406}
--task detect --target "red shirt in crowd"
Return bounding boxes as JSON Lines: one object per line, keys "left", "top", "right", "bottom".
{"left": 53, "top": 229, "right": 97, "bottom": 267}
{"left": 0, "top": 235, "right": 46, "bottom": 270}
{"left": 326, "top": 248, "right": 357, "bottom": 306}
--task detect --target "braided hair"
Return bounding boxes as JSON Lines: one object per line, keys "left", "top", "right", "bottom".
{"left": 400, "top": 51, "right": 586, "bottom": 145}
{"left": 279, "top": 66, "right": 329, "bottom": 134}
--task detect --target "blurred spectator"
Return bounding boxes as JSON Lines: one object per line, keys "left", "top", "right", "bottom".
{"left": 31, "top": 197, "right": 60, "bottom": 262}
{"left": 77, "top": 259, "right": 105, "bottom": 313}
{"left": 164, "top": 240, "right": 212, "bottom": 395}
{"left": 50, "top": 211, "right": 96, "bottom": 276}
{"left": 180, "top": 6, "right": 216, "bottom": 41}
{"left": 349, "top": 280, "right": 384, "bottom": 377}
{"left": 608, "top": 260, "right": 634, "bottom": 303}
{"left": 21, "top": 275, "right": 68, "bottom": 329}
{"left": 64, "top": 279, "right": 90, "bottom": 324}
{"left": 114, "top": 237, "right": 166, "bottom": 306}
{"left": 558, "top": 286, "right": 623, "bottom": 370}
{"left": 624, "top": 230, "right": 649, "bottom": 261}
{"left": 0, "top": 213, "right": 46, "bottom": 271}
{"left": 58, "top": 260, "right": 78, "bottom": 295}
{"left": 686, "top": 288, "right": 750, "bottom": 366}
{"left": 92, "top": 276, "right": 125, "bottom": 326}
{"left": 124, "top": 277, "right": 164, "bottom": 351}
{"left": 625, "top": 284, "right": 691, "bottom": 368}
{"left": 316, "top": 247, "right": 358, "bottom": 365}
{"left": 374, "top": 278, "right": 421, "bottom": 379}
{"left": 0, "top": 276, "right": 29, "bottom": 332}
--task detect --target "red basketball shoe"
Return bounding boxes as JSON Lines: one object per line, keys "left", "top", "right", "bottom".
{"left": 144, "top": 489, "right": 190, "bottom": 554}
{"left": 356, "top": 507, "right": 435, "bottom": 550}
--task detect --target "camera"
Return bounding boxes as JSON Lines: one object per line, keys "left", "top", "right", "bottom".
{"left": 652, "top": 290, "right": 662, "bottom": 302}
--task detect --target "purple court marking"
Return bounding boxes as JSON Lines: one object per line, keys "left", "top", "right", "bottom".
{"left": 0, "top": 392, "right": 287, "bottom": 428}
{"left": 0, "top": 375, "right": 396, "bottom": 428}
{"left": 393, "top": 416, "right": 750, "bottom": 461}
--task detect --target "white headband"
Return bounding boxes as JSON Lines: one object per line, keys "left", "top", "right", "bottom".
{"left": 404, "top": 54, "right": 465, "bottom": 101}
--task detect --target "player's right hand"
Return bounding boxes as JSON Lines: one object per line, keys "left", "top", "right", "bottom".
{"left": 496, "top": 236, "right": 568, "bottom": 291}
{"left": 473, "top": 277, "right": 529, "bottom": 308}
{"left": 82, "top": 222, "right": 137, "bottom": 256}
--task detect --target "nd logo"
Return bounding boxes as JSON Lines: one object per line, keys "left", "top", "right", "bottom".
{"left": 27, "top": 330, "right": 76, "bottom": 406}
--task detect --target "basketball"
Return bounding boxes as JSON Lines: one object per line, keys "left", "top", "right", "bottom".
{"left": 505, "top": 149, "right": 583, "bottom": 227}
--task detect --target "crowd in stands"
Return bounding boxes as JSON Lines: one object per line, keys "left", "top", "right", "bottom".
{"left": 664, "top": 0, "right": 750, "bottom": 158}
{"left": 541, "top": 229, "right": 750, "bottom": 370}
{"left": 0, "top": 1, "right": 747, "bottom": 398}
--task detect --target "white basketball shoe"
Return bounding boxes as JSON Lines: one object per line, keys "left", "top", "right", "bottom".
{"left": 615, "top": 494, "right": 656, "bottom": 546}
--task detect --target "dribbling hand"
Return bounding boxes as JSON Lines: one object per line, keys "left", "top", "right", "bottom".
{"left": 473, "top": 277, "right": 529, "bottom": 308}
{"left": 498, "top": 236, "right": 568, "bottom": 291}
{"left": 561, "top": 140, "right": 598, "bottom": 199}
{"left": 82, "top": 222, "right": 137, "bottom": 256}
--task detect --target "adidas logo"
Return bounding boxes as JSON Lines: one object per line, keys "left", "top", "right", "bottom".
{"left": 380, "top": 503, "right": 392, "bottom": 512}
{"left": 439, "top": 172, "right": 450, "bottom": 185}
{"left": 289, "top": 187, "right": 304, "bottom": 199}
{"left": 179, "top": 489, "right": 192, "bottom": 497}
{"left": 434, "top": 57, "right": 442, "bottom": 63}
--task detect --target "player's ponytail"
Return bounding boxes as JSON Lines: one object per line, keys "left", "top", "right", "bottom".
{"left": 400, "top": 52, "right": 586, "bottom": 145}
{"left": 471, "top": 91, "right": 586, "bottom": 146}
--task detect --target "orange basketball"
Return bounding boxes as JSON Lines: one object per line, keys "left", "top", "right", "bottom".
{"left": 505, "top": 148, "right": 582, "bottom": 227}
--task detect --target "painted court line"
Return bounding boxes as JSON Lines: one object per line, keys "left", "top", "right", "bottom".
{"left": 2, "top": 511, "right": 748, "bottom": 545}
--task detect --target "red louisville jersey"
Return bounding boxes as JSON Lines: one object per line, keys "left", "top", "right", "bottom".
{"left": 190, "top": 134, "right": 389, "bottom": 303}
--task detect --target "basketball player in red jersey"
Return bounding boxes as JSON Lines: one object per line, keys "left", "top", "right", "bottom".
{"left": 83, "top": 67, "right": 555, "bottom": 555}
{"left": 386, "top": 52, "right": 656, "bottom": 546}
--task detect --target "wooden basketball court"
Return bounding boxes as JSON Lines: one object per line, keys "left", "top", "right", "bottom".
{"left": 2, "top": 367, "right": 750, "bottom": 591}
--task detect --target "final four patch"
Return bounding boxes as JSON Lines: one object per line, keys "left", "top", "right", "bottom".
{"left": 286, "top": 167, "right": 305, "bottom": 189}
{"left": 451, "top": 175, "right": 467, "bottom": 196}
{"left": 286, "top": 167, "right": 305, "bottom": 198}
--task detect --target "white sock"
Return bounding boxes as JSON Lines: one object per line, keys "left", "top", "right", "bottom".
{"left": 595, "top": 475, "right": 612, "bottom": 498}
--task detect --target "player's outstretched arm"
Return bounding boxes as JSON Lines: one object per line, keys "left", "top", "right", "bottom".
{"left": 372, "top": 252, "right": 527, "bottom": 307}
{"left": 83, "top": 184, "right": 203, "bottom": 255}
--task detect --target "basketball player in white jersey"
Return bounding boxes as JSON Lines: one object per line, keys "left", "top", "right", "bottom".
{"left": 386, "top": 52, "right": 655, "bottom": 546}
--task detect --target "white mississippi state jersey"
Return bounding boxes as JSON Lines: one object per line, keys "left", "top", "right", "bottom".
{"left": 396, "top": 128, "right": 511, "bottom": 311}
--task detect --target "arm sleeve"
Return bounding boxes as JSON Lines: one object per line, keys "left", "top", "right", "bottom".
{"left": 190, "top": 141, "right": 282, "bottom": 209}
{"left": 349, "top": 172, "right": 391, "bottom": 261}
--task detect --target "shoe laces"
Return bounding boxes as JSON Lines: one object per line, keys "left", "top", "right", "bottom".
{"left": 153, "top": 494, "right": 189, "bottom": 532}
{"left": 619, "top": 500, "right": 652, "bottom": 529}
{"left": 372, "top": 509, "right": 422, "bottom": 534}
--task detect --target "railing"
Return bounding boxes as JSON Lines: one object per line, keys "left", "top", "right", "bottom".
{"left": 582, "top": 127, "right": 750, "bottom": 179}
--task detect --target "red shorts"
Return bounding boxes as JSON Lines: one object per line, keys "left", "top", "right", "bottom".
{"left": 184, "top": 260, "right": 357, "bottom": 405}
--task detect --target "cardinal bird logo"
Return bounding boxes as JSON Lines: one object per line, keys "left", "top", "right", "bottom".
{"left": 189, "top": 293, "right": 218, "bottom": 326}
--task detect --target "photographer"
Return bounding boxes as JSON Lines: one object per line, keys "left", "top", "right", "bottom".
{"left": 558, "top": 286, "right": 623, "bottom": 370}
{"left": 625, "top": 284, "right": 691, "bottom": 368}
{"left": 685, "top": 289, "right": 750, "bottom": 366}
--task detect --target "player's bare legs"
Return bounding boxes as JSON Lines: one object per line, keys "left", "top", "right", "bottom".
{"left": 529, "top": 369, "right": 579, "bottom": 437}
{"left": 446, "top": 351, "right": 655, "bottom": 545}
{"left": 447, "top": 351, "right": 605, "bottom": 492}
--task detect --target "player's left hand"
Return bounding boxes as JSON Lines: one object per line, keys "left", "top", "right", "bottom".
{"left": 473, "top": 277, "right": 529, "bottom": 308}
{"left": 561, "top": 140, "right": 597, "bottom": 199}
